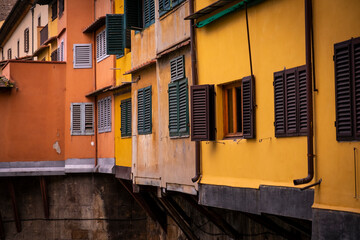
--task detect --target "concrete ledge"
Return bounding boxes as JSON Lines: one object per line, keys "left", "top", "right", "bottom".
{"left": 312, "top": 208, "right": 360, "bottom": 240}
{"left": 199, "top": 184, "right": 314, "bottom": 220}
{"left": 0, "top": 160, "right": 65, "bottom": 176}
{"left": 96, "top": 158, "right": 115, "bottom": 174}
{"left": 65, "top": 158, "right": 94, "bottom": 173}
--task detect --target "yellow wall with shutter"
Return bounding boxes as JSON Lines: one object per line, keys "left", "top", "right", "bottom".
{"left": 195, "top": 0, "right": 360, "bottom": 214}
{"left": 114, "top": 0, "right": 133, "bottom": 167}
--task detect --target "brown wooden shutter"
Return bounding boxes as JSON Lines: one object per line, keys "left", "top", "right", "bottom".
{"left": 242, "top": 76, "right": 255, "bottom": 139}
{"left": 352, "top": 38, "right": 360, "bottom": 139}
{"left": 274, "top": 71, "right": 285, "bottom": 137}
{"left": 285, "top": 68, "right": 297, "bottom": 135}
{"left": 297, "top": 66, "right": 308, "bottom": 135}
{"left": 190, "top": 85, "right": 215, "bottom": 141}
{"left": 334, "top": 40, "right": 353, "bottom": 141}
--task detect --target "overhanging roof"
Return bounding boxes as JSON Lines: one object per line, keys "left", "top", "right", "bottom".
{"left": 124, "top": 59, "right": 157, "bottom": 75}
{"left": 83, "top": 16, "right": 106, "bottom": 33}
{"left": 184, "top": 0, "right": 237, "bottom": 20}
{"left": 85, "top": 85, "right": 112, "bottom": 97}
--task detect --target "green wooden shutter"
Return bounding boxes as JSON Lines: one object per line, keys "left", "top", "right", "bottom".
{"left": 144, "top": 86, "right": 152, "bottom": 133}
{"left": 106, "top": 14, "right": 125, "bottom": 55}
{"left": 144, "top": 0, "right": 155, "bottom": 28}
{"left": 125, "top": 0, "right": 143, "bottom": 30}
{"left": 242, "top": 76, "right": 255, "bottom": 139}
{"left": 168, "top": 81, "right": 178, "bottom": 136}
{"left": 121, "top": 99, "right": 132, "bottom": 137}
{"left": 178, "top": 78, "right": 189, "bottom": 135}
{"left": 126, "top": 100, "right": 132, "bottom": 136}
{"left": 137, "top": 89, "right": 144, "bottom": 133}
{"left": 159, "top": 0, "right": 171, "bottom": 16}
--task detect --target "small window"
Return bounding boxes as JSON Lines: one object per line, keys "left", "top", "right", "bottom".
{"left": 98, "top": 96, "right": 112, "bottom": 133}
{"left": 51, "top": 49, "right": 58, "bottom": 61}
{"left": 58, "top": 40, "right": 64, "bottom": 61}
{"left": 51, "top": 1, "right": 57, "bottom": 21}
{"left": 73, "top": 43, "right": 92, "bottom": 68}
{"left": 274, "top": 66, "right": 307, "bottom": 137}
{"left": 71, "top": 103, "right": 94, "bottom": 135}
{"left": 17, "top": 40, "right": 20, "bottom": 58}
{"left": 24, "top": 28, "right": 29, "bottom": 53}
{"left": 59, "top": 0, "right": 64, "bottom": 18}
{"left": 7, "top": 48, "right": 11, "bottom": 60}
{"left": 96, "top": 30, "right": 108, "bottom": 62}
{"left": 334, "top": 37, "right": 360, "bottom": 141}
{"left": 223, "top": 76, "right": 255, "bottom": 139}
{"left": 159, "top": 0, "right": 185, "bottom": 17}
{"left": 138, "top": 86, "right": 152, "bottom": 134}
{"left": 38, "top": 16, "right": 41, "bottom": 27}
{"left": 121, "top": 98, "right": 132, "bottom": 137}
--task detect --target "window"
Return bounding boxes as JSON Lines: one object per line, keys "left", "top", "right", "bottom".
{"left": 159, "top": 0, "right": 185, "bottom": 16}
{"left": 59, "top": 0, "right": 64, "bottom": 18}
{"left": 17, "top": 40, "right": 19, "bottom": 58}
{"left": 190, "top": 85, "right": 216, "bottom": 141}
{"left": 223, "top": 76, "right": 255, "bottom": 139}
{"left": 106, "top": 14, "right": 127, "bottom": 56}
{"left": 138, "top": 86, "right": 152, "bottom": 134}
{"left": 274, "top": 66, "right": 307, "bottom": 137}
{"left": 51, "top": 1, "right": 57, "bottom": 21}
{"left": 121, "top": 98, "right": 132, "bottom": 137}
{"left": 24, "top": 28, "right": 29, "bottom": 53}
{"left": 334, "top": 37, "right": 360, "bottom": 141}
{"left": 168, "top": 56, "right": 189, "bottom": 137}
{"left": 71, "top": 103, "right": 94, "bottom": 135}
{"left": 96, "top": 30, "right": 108, "bottom": 62}
{"left": 98, "top": 96, "right": 112, "bottom": 133}
{"left": 38, "top": 16, "right": 41, "bottom": 27}
{"left": 73, "top": 43, "right": 92, "bottom": 68}
{"left": 125, "top": 0, "right": 154, "bottom": 30}
{"left": 51, "top": 49, "right": 58, "bottom": 61}
{"left": 58, "top": 40, "right": 64, "bottom": 61}
{"left": 7, "top": 48, "right": 11, "bottom": 60}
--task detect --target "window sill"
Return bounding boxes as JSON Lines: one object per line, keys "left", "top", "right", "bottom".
{"left": 170, "top": 134, "right": 190, "bottom": 139}
{"left": 121, "top": 135, "right": 132, "bottom": 139}
{"left": 98, "top": 129, "right": 111, "bottom": 134}
{"left": 71, "top": 133, "right": 94, "bottom": 136}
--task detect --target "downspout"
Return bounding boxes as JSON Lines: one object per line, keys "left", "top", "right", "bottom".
{"left": 294, "top": 0, "right": 314, "bottom": 185}
{"left": 93, "top": 2, "right": 98, "bottom": 168}
{"left": 31, "top": 4, "right": 34, "bottom": 56}
{"left": 189, "top": 0, "right": 201, "bottom": 183}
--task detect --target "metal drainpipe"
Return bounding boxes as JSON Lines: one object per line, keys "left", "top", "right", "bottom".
{"left": 31, "top": 5, "right": 34, "bottom": 56}
{"left": 189, "top": 0, "right": 201, "bottom": 183}
{"left": 294, "top": 0, "right": 314, "bottom": 185}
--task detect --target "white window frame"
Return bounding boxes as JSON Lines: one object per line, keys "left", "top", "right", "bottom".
{"left": 96, "top": 30, "right": 109, "bottom": 62}
{"left": 71, "top": 103, "right": 94, "bottom": 135}
{"left": 98, "top": 96, "right": 112, "bottom": 133}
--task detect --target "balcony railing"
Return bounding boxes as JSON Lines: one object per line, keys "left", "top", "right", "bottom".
{"left": 40, "top": 24, "right": 48, "bottom": 46}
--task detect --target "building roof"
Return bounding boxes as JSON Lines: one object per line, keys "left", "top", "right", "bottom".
{"left": 83, "top": 16, "right": 106, "bottom": 33}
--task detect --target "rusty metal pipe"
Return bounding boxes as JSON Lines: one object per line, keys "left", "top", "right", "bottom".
{"left": 294, "top": 0, "right": 314, "bottom": 185}
{"left": 189, "top": 0, "right": 201, "bottom": 183}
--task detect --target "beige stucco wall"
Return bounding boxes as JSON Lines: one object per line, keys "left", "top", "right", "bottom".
{"left": 0, "top": 4, "right": 48, "bottom": 60}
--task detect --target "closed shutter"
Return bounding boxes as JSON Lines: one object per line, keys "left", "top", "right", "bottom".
{"left": 24, "top": 28, "right": 29, "bottom": 53}
{"left": 84, "top": 103, "right": 94, "bottom": 134}
{"left": 285, "top": 68, "right": 297, "bottom": 134}
{"left": 106, "top": 14, "right": 125, "bottom": 55}
{"left": 121, "top": 99, "right": 132, "bottom": 137}
{"left": 144, "top": 0, "right": 155, "bottom": 28}
{"left": 159, "top": 0, "right": 171, "bottom": 16}
{"left": 242, "top": 76, "right": 255, "bottom": 139}
{"left": 298, "top": 66, "right": 308, "bottom": 134}
{"left": 125, "top": 0, "right": 143, "bottom": 30}
{"left": 71, "top": 104, "right": 82, "bottom": 135}
{"left": 138, "top": 86, "right": 152, "bottom": 134}
{"left": 178, "top": 78, "right": 189, "bottom": 134}
{"left": 334, "top": 40, "right": 353, "bottom": 140}
{"left": 170, "top": 56, "right": 185, "bottom": 81}
{"left": 274, "top": 71, "right": 285, "bottom": 136}
{"left": 106, "top": 97, "right": 112, "bottom": 132}
{"left": 190, "top": 85, "right": 215, "bottom": 141}
{"left": 353, "top": 39, "right": 360, "bottom": 139}
{"left": 73, "top": 44, "right": 92, "bottom": 68}
{"left": 168, "top": 81, "right": 178, "bottom": 136}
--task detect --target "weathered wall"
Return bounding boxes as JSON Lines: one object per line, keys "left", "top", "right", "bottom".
{"left": 0, "top": 175, "right": 150, "bottom": 239}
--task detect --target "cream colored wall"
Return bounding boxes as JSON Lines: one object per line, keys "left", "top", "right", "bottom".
{"left": 1, "top": 4, "right": 48, "bottom": 60}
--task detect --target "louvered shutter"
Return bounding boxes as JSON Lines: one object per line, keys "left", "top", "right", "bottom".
{"left": 24, "top": 28, "right": 29, "bottom": 53}
{"left": 159, "top": 0, "right": 171, "bottom": 16}
{"left": 242, "top": 76, "right": 255, "bottom": 139}
{"left": 190, "top": 85, "right": 215, "bottom": 141}
{"left": 126, "top": 100, "right": 132, "bottom": 136}
{"left": 60, "top": 41, "right": 64, "bottom": 61}
{"left": 168, "top": 81, "right": 178, "bottom": 136}
{"left": 138, "top": 89, "right": 144, "bottom": 133}
{"left": 353, "top": 39, "right": 360, "bottom": 139}
{"left": 106, "top": 14, "right": 125, "bottom": 55}
{"left": 121, "top": 101, "right": 126, "bottom": 137}
{"left": 125, "top": 0, "right": 143, "bottom": 30}
{"left": 73, "top": 44, "right": 92, "bottom": 68}
{"left": 285, "top": 68, "right": 297, "bottom": 134}
{"left": 144, "top": 86, "right": 152, "bottom": 133}
{"left": 334, "top": 40, "right": 353, "bottom": 141}
{"left": 274, "top": 71, "right": 285, "bottom": 136}
{"left": 107, "top": 97, "right": 112, "bottom": 132}
{"left": 144, "top": 0, "right": 155, "bottom": 28}
{"left": 297, "top": 66, "right": 308, "bottom": 134}
{"left": 170, "top": 56, "right": 185, "bottom": 81}
{"left": 178, "top": 78, "right": 189, "bottom": 134}
{"left": 84, "top": 103, "right": 94, "bottom": 134}
{"left": 71, "top": 104, "right": 82, "bottom": 135}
